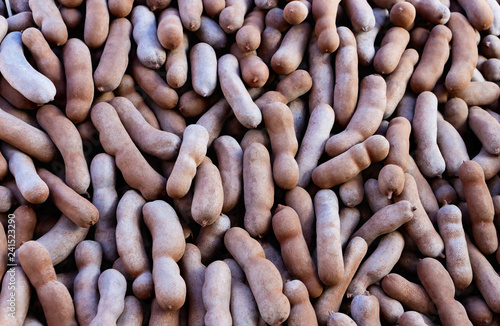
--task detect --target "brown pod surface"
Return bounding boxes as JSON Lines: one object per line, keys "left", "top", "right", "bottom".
{"left": 108, "top": 0, "right": 134, "bottom": 17}
{"left": 84, "top": 0, "right": 109, "bottom": 49}
{"left": 271, "top": 22, "right": 311, "bottom": 75}
{"left": 179, "top": 244, "right": 206, "bottom": 326}
{"left": 29, "top": 0, "right": 68, "bottom": 46}
{"left": 373, "top": 27, "right": 410, "bottom": 75}
{"left": 468, "top": 106, "right": 500, "bottom": 155}
{"left": 312, "top": 0, "right": 341, "bottom": 53}
{"left": 283, "top": 279, "right": 318, "bottom": 326}
{"left": 214, "top": 136, "right": 243, "bottom": 213}
{"left": 191, "top": 157, "right": 224, "bottom": 226}
{"left": 203, "top": 261, "right": 232, "bottom": 326}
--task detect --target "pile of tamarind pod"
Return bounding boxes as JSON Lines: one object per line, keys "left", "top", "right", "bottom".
{"left": 1, "top": 0, "right": 500, "bottom": 324}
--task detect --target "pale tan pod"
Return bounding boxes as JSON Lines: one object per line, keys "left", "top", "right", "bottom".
{"left": 378, "top": 164, "right": 405, "bottom": 199}
{"left": 373, "top": 27, "right": 410, "bottom": 75}
{"left": 178, "top": 0, "right": 203, "bottom": 31}
{"left": 406, "top": 0, "right": 450, "bottom": 24}
{"left": 431, "top": 178, "right": 458, "bottom": 206}
{"left": 131, "top": 6, "right": 166, "bottom": 69}
{"left": 179, "top": 244, "right": 206, "bottom": 325}
{"left": 6, "top": 12, "right": 36, "bottom": 33}
{"left": 314, "top": 189, "right": 343, "bottom": 286}
{"left": 29, "top": 0, "right": 68, "bottom": 46}
{"left": 351, "top": 292, "right": 382, "bottom": 326}
{"left": 296, "top": 103, "right": 335, "bottom": 188}
{"left": 469, "top": 106, "right": 500, "bottom": 155}
{"left": 347, "top": 231, "right": 405, "bottom": 297}
{"left": 364, "top": 178, "right": 393, "bottom": 214}
{"left": 308, "top": 35, "right": 334, "bottom": 110}
{"left": 0, "top": 266, "right": 30, "bottom": 326}
{"left": 143, "top": 200, "right": 186, "bottom": 311}
{"left": 191, "top": 43, "right": 217, "bottom": 97}
{"left": 89, "top": 269, "right": 127, "bottom": 326}
{"left": 312, "top": 0, "right": 340, "bottom": 53}
{"left": 368, "top": 284, "right": 405, "bottom": 325}
{"left": 283, "top": 279, "right": 318, "bottom": 326}
{"left": 196, "top": 214, "right": 230, "bottom": 263}
{"left": 167, "top": 124, "right": 209, "bottom": 199}
{"left": 356, "top": 8, "right": 389, "bottom": 66}
{"left": 74, "top": 241, "right": 102, "bottom": 326}
{"left": 283, "top": 0, "right": 310, "bottom": 25}
{"left": 12, "top": 205, "right": 36, "bottom": 249}
{"left": 196, "top": 16, "right": 228, "bottom": 50}
{"left": 1, "top": 143, "right": 49, "bottom": 205}
{"left": 213, "top": 136, "right": 243, "bottom": 213}
{"left": 84, "top": 0, "right": 109, "bottom": 49}
{"left": 339, "top": 172, "right": 364, "bottom": 207}
{"left": 473, "top": 147, "right": 500, "bottom": 179}
{"left": 285, "top": 187, "right": 315, "bottom": 250}
{"left": 413, "top": 91, "right": 446, "bottom": 178}
{"left": 333, "top": 26, "right": 358, "bottom": 127}
{"left": 203, "top": 261, "right": 232, "bottom": 326}
{"left": 462, "top": 295, "right": 494, "bottom": 326}
{"left": 398, "top": 311, "right": 438, "bottom": 326}
{"left": 271, "top": 22, "right": 312, "bottom": 75}
{"left": 390, "top": 2, "right": 416, "bottom": 29}
{"left": 343, "top": 0, "right": 375, "bottom": 33}
{"left": 339, "top": 207, "right": 361, "bottom": 248}
{"left": 0, "top": 32, "right": 56, "bottom": 105}
{"left": 149, "top": 299, "right": 179, "bottom": 326}
{"left": 219, "top": 0, "right": 252, "bottom": 34}
{"left": 218, "top": 54, "right": 262, "bottom": 128}
{"left": 36, "top": 105, "right": 90, "bottom": 195}
{"left": 91, "top": 153, "right": 118, "bottom": 263}
{"left": 116, "top": 296, "right": 143, "bottom": 326}
{"left": 314, "top": 237, "right": 368, "bottom": 325}
{"left": 60, "top": 7, "right": 83, "bottom": 30}
{"left": 406, "top": 156, "right": 440, "bottom": 222}
{"left": 436, "top": 113, "right": 470, "bottom": 177}
{"left": 437, "top": 205, "right": 472, "bottom": 290}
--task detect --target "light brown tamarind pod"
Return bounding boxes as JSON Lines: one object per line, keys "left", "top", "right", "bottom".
{"left": 116, "top": 296, "right": 143, "bottom": 326}
{"left": 308, "top": 36, "right": 334, "bottom": 110}
{"left": 431, "top": 178, "right": 458, "bottom": 206}
{"left": 191, "top": 157, "right": 224, "bottom": 226}
{"left": 283, "top": 279, "right": 318, "bottom": 326}
{"left": 108, "top": 0, "right": 134, "bottom": 17}
{"left": 29, "top": 0, "right": 68, "bottom": 46}
{"left": 339, "top": 173, "right": 364, "bottom": 207}
{"left": 406, "top": 0, "right": 450, "bottom": 25}
{"left": 84, "top": 0, "right": 109, "bottom": 49}
{"left": 312, "top": 0, "right": 341, "bottom": 53}
{"left": 351, "top": 292, "right": 382, "bottom": 326}
{"left": 469, "top": 106, "right": 500, "bottom": 155}
{"left": 63, "top": 38, "right": 94, "bottom": 123}
{"left": 157, "top": 8, "right": 183, "bottom": 50}
{"left": 230, "top": 43, "right": 269, "bottom": 89}
{"left": 283, "top": 0, "right": 311, "bottom": 25}
{"left": 462, "top": 295, "right": 494, "bottom": 326}
{"left": 437, "top": 113, "right": 470, "bottom": 177}
{"left": 327, "top": 312, "right": 357, "bottom": 326}
{"left": 12, "top": 205, "right": 36, "bottom": 249}
{"left": 340, "top": 207, "right": 361, "bottom": 248}
{"left": 373, "top": 27, "right": 410, "bottom": 75}
{"left": 368, "top": 284, "right": 405, "bottom": 325}
{"left": 271, "top": 22, "right": 312, "bottom": 75}
{"left": 132, "top": 6, "right": 166, "bottom": 70}
{"left": 219, "top": 0, "right": 252, "bottom": 34}
{"left": 178, "top": 0, "right": 203, "bottom": 31}
{"left": 179, "top": 244, "right": 206, "bottom": 325}
{"left": 390, "top": 2, "right": 416, "bottom": 29}
{"left": 285, "top": 187, "right": 315, "bottom": 250}
{"left": 385, "top": 116, "right": 411, "bottom": 171}
{"left": 191, "top": 42, "right": 217, "bottom": 97}
{"left": 89, "top": 269, "right": 127, "bottom": 326}
{"left": 399, "top": 311, "right": 437, "bottom": 326}
{"left": 203, "top": 0, "right": 225, "bottom": 17}
{"left": 343, "top": 0, "right": 375, "bottom": 33}
{"left": 457, "top": 0, "right": 494, "bottom": 30}
{"left": 406, "top": 156, "right": 440, "bottom": 222}
{"left": 0, "top": 266, "right": 30, "bottom": 326}
{"left": 203, "top": 261, "right": 232, "bottom": 326}
{"left": 326, "top": 75, "right": 387, "bottom": 156}
{"left": 378, "top": 164, "right": 405, "bottom": 199}
{"left": 195, "top": 16, "right": 228, "bottom": 50}
{"left": 356, "top": 8, "right": 388, "bottom": 66}
{"left": 236, "top": 8, "right": 265, "bottom": 52}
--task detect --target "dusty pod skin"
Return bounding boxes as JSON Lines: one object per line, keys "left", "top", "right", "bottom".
{"left": 117, "top": 296, "right": 144, "bottom": 326}
{"left": 314, "top": 189, "right": 343, "bottom": 286}
{"left": 196, "top": 16, "right": 228, "bottom": 50}
{"left": 92, "top": 102, "right": 166, "bottom": 200}
{"left": 131, "top": 56, "right": 178, "bottom": 109}
{"left": 314, "top": 237, "right": 368, "bottom": 325}
{"left": 394, "top": 173, "right": 444, "bottom": 257}
{"left": 230, "top": 43, "right": 269, "bottom": 88}
{"left": 37, "top": 168, "right": 99, "bottom": 228}
{"left": 271, "top": 22, "right": 311, "bottom": 75}
{"left": 308, "top": 36, "right": 334, "bottom": 110}
{"left": 196, "top": 214, "right": 230, "bottom": 263}
{"left": 258, "top": 8, "right": 290, "bottom": 65}
{"left": 378, "top": 164, "right": 405, "bottom": 199}
{"left": 275, "top": 69, "right": 313, "bottom": 103}
{"left": 191, "top": 157, "right": 224, "bottom": 226}
{"left": 272, "top": 205, "right": 322, "bottom": 298}
{"left": 18, "top": 241, "right": 77, "bottom": 326}
{"left": 436, "top": 205, "right": 472, "bottom": 290}
{"left": 413, "top": 91, "right": 446, "bottom": 178}
{"left": 1, "top": 143, "right": 49, "bottom": 205}
{"left": 333, "top": 27, "right": 358, "bottom": 127}
{"left": 21, "top": 27, "right": 66, "bottom": 104}
{"left": 480, "top": 58, "right": 500, "bottom": 81}
{"left": 6, "top": 12, "right": 36, "bottom": 33}
{"left": 373, "top": 27, "right": 410, "bottom": 75}
{"left": 410, "top": 25, "right": 452, "bottom": 94}
{"left": 390, "top": 2, "right": 416, "bottom": 29}
{"left": 285, "top": 187, "right": 315, "bottom": 249}
{"left": 179, "top": 244, "right": 206, "bottom": 326}
{"left": 467, "top": 237, "right": 500, "bottom": 313}
{"left": 399, "top": 311, "right": 438, "bottom": 326}
{"left": 327, "top": 313, "right": 357, "bottom": 326}
{"left": 213, "top": 136, "right": 243, "bottom": 213}
{"left": 167, "top": 124, "right": 209, "bottom": 199}
{"left": 157, "top": 8, "right": 183, "bottom": 50}
{"left": 351, "top": 292, "right": 382, "bottom": 326}
{"left": 468, "top": 106, "right": 500, "bottom": 155}
{"left": 436, "top": 113, "right": 470, "bottom": 177}
{"left": 203, "top": 261, "right": 232, "bottom": 326}
{"left": 224, "top": 258, "right": 259, "bottom": 326}
{"left": 296, "top": 103, "right": 335, "bottom": 188}
{"left": 36, "top": 214, "right": 89, "bottom": 265}
{"left": 74, "top": 241, "right": 102, "bottom": 326}
{"left": 91, "top": 153, "right": 118, "bottom": 263}
{"left": 385, "top": 117, "right": 411, "bottom": 171}
{"left": 472, "top": 147, "right": 500, "bottom": 179}
{"left": 115, "top": 190, "right": 153, "bottom": 300}
{"left": 29, "top": 0, "right": 67, "bottom": 46}
{"left": 108, "top": 0, "right": 133, "bottom": 17}
{"left": 406, "top": 156, "right": 440, "bottom": 223}
{"left": 89, "top": 269, "right": 127, "bottom": 326}
{"left": 313, "top": 135, "right": 390, "bottom": 189}
{"left": 0, "top": 32, "right": 56, "bottom": 105}
{"left": 343, "top": 0, "right": 375, "bottom": 33}
{"left": 0, "top": 266, "right": 30, "bottom": 325}
{"left": 326, "top": 75, "right": 387, "bottom": 156}
{"left": 457, "top": 0, "right": 493, "bottom": 30}
{"left": 356, "top": 8, "right": 389, "bottom": 66}
{"left": 191, "top": 43, "right": 217, "bottom": 97}
{"left": 351, "top": 201, "right": 414, "bottom": 246}
{"left": 219, "top": 0, "right": 252, "bottom": 34}
{"left": 263, "top": 101, "right": 299, "bottom": 189}
{"left": 482, "top": 34, "right": 500, "bottom": 58}
{"left": 132, "top": 6, "right": 166, "bottom": 69}
{"left": 339, "top": 207, "right": 361, "bottom": 247}
{"left": 37, "top": 105, "right": 90, "bottom": 195}
{"left": 63, "top": 38, "right": 94, "bottom": 123}
{"left": 462, "top": 296, "right": 494, "bottom": 326}
{"left": 59, "top": 7, "right": 83, "bottom": 30}
{"left": 459, "top": 161, "right": 497, "bottom": 255}
{"left": 178, "top": 0, "right": 203, "bottom": 31}
{"left": 451, "top": 81, "right": 500, "bottom": 106}
{"left": 381, "top": 273, "right": 438, "bottom": 315}
{"left": 110, "top": 97, "right": 180, "bottom": 161}
{"left": 347, "top": 231, "right": 405, "bottom": 297}
{"left": 224, "top": 227, "right": 290, "bottom": 325}
{"left": 406, "top": 0, "right": 450, "bottom": 25}
{"left": 283, "top": 279, "right": 318, "bottom": 326}
{"left": 164, "top": 33, "right": 189, "bottom": 89}
{"left": 0, "top": 75, "right": 37, "bottom": 110}
{"left": 283, "top": 0, "right": 311, "bottom": 25}
{"left": 417, "top": 258, "right": 472, "bottom": 326}
{"left": 368, "top": 284, "right": 405, "bottom": 325}
{"left": 446, "top": 12, "right": 478, "bottom": 93}
{"left": 236, "top": 8, "right": 265, "bottom": 52}
{"left": 84, "top": 0, "right": 109, "bottom": 49}
{"left": 385, "top": 49, "right": 419, "bottom": 119}
{"left": 12, "top": 205, "right": 36, "bottom": 249}
{"left": 312, "top": 0, "right": 340, "bottom": 53}
{"left": 94, "top": 18, "right": 132, "bottom": 93}
{"left": 143, "top": 200, "right": 186, "bottom": 311}
{"left": 203, "top": 0, "right": 225, "bottom": 17}
{"left": 431, "top": 178, "right": 458, "bottom": 205}
{"left": 218, "top": 54, "right": 261, "bottom": 128}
